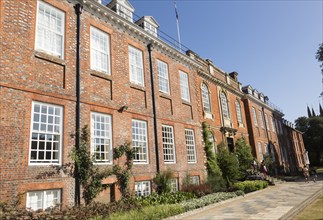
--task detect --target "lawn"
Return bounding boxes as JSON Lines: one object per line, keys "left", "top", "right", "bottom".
{"left": 294, "top": 194, "right": 323, "bottom": 220}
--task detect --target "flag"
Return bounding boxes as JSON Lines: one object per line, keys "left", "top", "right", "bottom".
{"left": 174, "top": 1, "right": 179, "bottom": 20}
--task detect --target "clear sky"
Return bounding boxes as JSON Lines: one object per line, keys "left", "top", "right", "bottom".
{"left": 104, "top": 0, "right": 323, "bottom": 122}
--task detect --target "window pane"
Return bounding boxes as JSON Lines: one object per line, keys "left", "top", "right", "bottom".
{"left": 29, "top": 102, "right": 62, "bottom": 164}
{"left": 90, "top": 27, "right": 110, "bottom": 74}
{"left": 132, "top": 120, "right": 148, "bottom": 163}
{"left": 179, "top": 71, "right": 190, "bottom": 102}
{"left": 162, "top": 125, "right": 175, "bottom": 163}
{"left": 36, "top": 1, "right": 65, "bottom": 58}
{"left": 129, "top": 46, "right": 144, "bottom": 86}
{"left": 157, "top": 60, "right": 170, "bottom": 94}
{"left": 91, "top": 112, "right": 112, "bottom": 163}
{"left": 201, "top": 84, "right": 211, "bottom": 112}
{"left": 185, "top": 129, "right": 196, "bottom": 163}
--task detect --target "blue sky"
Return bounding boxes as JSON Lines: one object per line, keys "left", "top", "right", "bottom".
{"left": 104, "top": 0, "right": 323, "bottom": 122}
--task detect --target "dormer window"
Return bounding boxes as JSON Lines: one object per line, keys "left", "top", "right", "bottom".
{"left": 107, "top": 0, "right": 134, "bottom": 22}
{"left": 116, "top": 4, "right": 133, "bottom": 22}
{"left": 144, "top": 22, "right": 157, "bottom": 37}
{"left": 136, "top": 16, "right": 159, "bottom": 37}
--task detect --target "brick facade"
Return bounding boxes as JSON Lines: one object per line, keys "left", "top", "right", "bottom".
{"left": 0, "top": 0, "right": 306, "bottom": 208}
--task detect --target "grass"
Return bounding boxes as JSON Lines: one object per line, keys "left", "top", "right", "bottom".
{"left": 294, "top": 194, "right": 323, "bottom": 220}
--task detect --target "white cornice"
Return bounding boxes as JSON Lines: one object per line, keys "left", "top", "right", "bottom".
{"left": 80, "top": 0, "right": 202, "bottom": 69}
{"left": 198, "top": 70, "right": 245, "bottom": 98}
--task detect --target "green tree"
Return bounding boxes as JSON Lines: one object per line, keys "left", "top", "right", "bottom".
{"left": 217, "top": 142, "right": 240, "bottom": 187}
{"left": 316, "top": 43, "right": 323, "bottom": 73}
{"left": 234, "top": 138, "right": 253, "bottom": 178}
{"left": 263, "top": 154, "right": 274, "bottom": 176}
{"left": 295, "top": 116, "right": 323, "bottom": 165}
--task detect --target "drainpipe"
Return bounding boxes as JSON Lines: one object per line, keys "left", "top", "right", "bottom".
{"left": 147, "top": 44, "right": 160, "bottom": 173}
{"left": 74, "top": 3, "right": 83, "bottom": 206}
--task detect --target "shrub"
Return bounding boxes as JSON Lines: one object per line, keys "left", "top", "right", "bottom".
{"left": 154, "top": 169, "right": 173, "bottom": 194}
{"left": 180, "top": 192, "right": 238, "bottom": 211}
{"left": 135, "top": 192, "right": 196, "bottom": 206}
{"left": 233, "top": 180, "right": 268, "bottom": 193}
{"left": 217, "top": 142, "right": 240, "bottom": 187}
{"left": 234, "top": 138, "right": 254, "bottom": 179}
{"left": 106, "top": 204, "right": 184, "bottom": 220}
{"left": 182, "top": 183, "right": 213, "bottom": 197}
{"left": 202, "top": 122, "right": 223, "bottom": 178}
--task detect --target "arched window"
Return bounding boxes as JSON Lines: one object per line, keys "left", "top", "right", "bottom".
{"left": 235, "top": 100, "right": 243, "bottom": 124}
{"left": 201, "top": 83, "right": 211, "bottom": 112}
{"left": 220, "top": 92, "right": 230, "bottom": 119}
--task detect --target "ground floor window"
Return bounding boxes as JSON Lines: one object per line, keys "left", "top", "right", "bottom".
{"left": 170, "top": 178, "right": 179, "bottom": 192}
{"left": 26, "top": 189, "right": 61, "bottom": 211}
{"left": 134, "top": 181, "right": 151, "bottom": 197}
{"left": 189, "top": 176, "right": 200, "bottom": 185}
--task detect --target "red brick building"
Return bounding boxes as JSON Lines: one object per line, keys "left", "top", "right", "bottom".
{"left": 188, "top": 52, "right": 249, "bottom": 152}
{"left": 0, "top": 0, "right": 307, "bottom": 210}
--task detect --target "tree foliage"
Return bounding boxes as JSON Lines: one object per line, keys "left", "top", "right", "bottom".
{"left": 295, "top": 116, "right": 323, "bottom": 165}
{"left": 217, "top": 142, "right": 240, "bottom": 187}
{"left": 202, "top": 122, "right": 222, "bottom": 177}
{"left": 234, "top": 138, "right": 253, "bottom": 178}
{"left": 316, "top": 43, "right": 323, "bottom": 73}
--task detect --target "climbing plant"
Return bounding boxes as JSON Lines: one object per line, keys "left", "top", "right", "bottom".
{"left": 113, "top": 143, "right": 135, "bottom": 198}
{"left": 70, "top": 125, "right": 112, "bottom": 205}
{"left": 202, "top": 122, "right": 222, "bottom": 177}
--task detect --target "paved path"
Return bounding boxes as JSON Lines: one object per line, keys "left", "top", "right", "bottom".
{"left": 169, "top": 177, "right": 323, "bottom": 220}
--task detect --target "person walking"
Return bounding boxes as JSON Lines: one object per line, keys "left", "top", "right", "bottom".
{"left": 303, "top": 166, "right": 309, "bottom": 183}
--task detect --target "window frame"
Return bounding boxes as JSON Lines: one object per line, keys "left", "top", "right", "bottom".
{"left": 189, "top": 176, "right": 200, "bottom": 185}
{"left": 157, "top": 60, "right": 170, "bottom": 94}
{"left": 91, "top": 112, "right": 113, "bottom": 164}
{"left": 252, "top": 107, "right": 258, "bottom": 127}
{"left": 271, "top": 117, "right": 276, "bottom": 133}
{"left": 128, "top": 45, "right": 144, "bottom": 86}
{"left": 220, "top": 92, "right": 230, "bottom": 119}
{"left": 134, "top": 181, "right": 151, "bottom": 197}
{"left": 201, "top": 83, "right": 211, "bottom": 112}
{"left": 258, "top": 142, "right": 263, "bottom": 161}
{"left": 235, "top": 100, "right": 243, "bottom": 124}
{"left": 258, "top": 110, "right": 264, "bottom": 128}
{"left": 264, "top": 113, "right": 270, "bottom": 131}
{"left": 179, "top": 70, "right": 190, "bottom": 102}
{"left": 132, "top": 119, "right": 149, "bottom": 164}
{"left": 162, "top": 125, "right": 176, "bottom": 163}
{"left": 35, "top": 1, "right": 65, "bottom": 58}
{"left": 185, "top": 129, "right": 197, "bottom": 163}
{"left": 170, "top": 178, "right": 179, "bottom": 192}
{"left": 90, "top": 26, "right": 111, "bottom": 74}
{"left": 29, "top": 101, "right": 63, "bottom": 166}
{"left": 26, "top": 189, "right": 61, "bottom": 211}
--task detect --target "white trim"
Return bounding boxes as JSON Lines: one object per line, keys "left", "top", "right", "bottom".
{"left": 91, "top": 112, "right": 113, "bottom": 165}
{"left": 26, "top": 189, "right": 61, "bottom": 211}
{"left": 179, "top": 70, "right": 190, "bottom": 103}
{"left": 29, "top": 101, "right": 63, "bottom": 166}
{"left": 132, "top": 119, "right": 149, "bottom": 164}
{"left": 162, "top": 125, "right": 176, "bottom": 163}
{"left": 185, "top": 129, "right": 197, "bottom": 163}
{"left": 35, "top": 1, "right": 65, "bottom": 58}
{"left": 90, "top": 26, "right": 111, "bottom": 74}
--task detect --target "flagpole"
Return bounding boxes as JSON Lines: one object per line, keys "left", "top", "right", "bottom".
{"left": 174, "top": 0, "right": 181, "bottom": 51}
